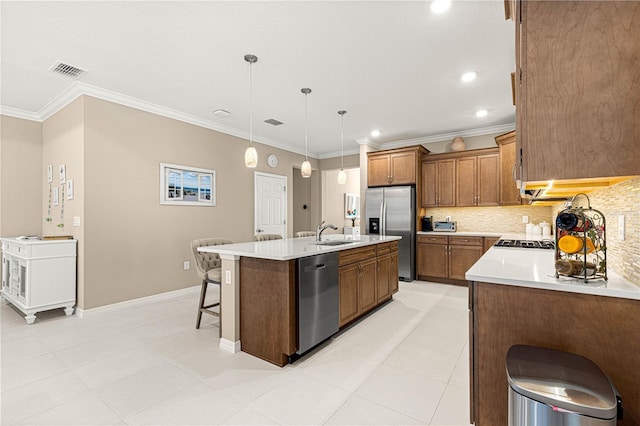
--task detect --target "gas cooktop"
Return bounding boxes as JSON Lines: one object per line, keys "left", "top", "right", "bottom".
{"left": 495, "top": 239, "right": 555, "bottom": 250}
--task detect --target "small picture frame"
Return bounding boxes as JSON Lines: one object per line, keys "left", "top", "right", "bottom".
{"left": 47, "top": 165, "right": 53, "bottom": 183}
{"left": 53, "top": 187, "right": 59, "bottom": 206}
{"left": 159, "top": 163, "right": 216, "bottom": 206}
{"left": 67, "top": 180, "right": 74, "bottom": 200}
{"left": 59, "top": 164, "right": 66, "bottom": 184}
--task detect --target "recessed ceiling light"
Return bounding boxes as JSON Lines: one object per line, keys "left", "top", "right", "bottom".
{"left": 212, "top": 109, "right": 231, "bottom": 118}
{"left": 430, "top": 0, "right": 451, "bottom": 14}
{"left": 476, "top": 109, "right": 488, "bottom": 118}
{"left": 461, "top": 71, "right": 478, "bottom": 82}
{"left": 371, "top": 130, "right": 381, "bottom": 137}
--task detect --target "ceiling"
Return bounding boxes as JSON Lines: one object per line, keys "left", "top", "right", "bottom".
{"left": 0, "top": 1, "right": 516, "bottom": 159}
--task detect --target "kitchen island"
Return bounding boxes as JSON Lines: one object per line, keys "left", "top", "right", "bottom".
{"left": 199, "top": 235, "right": 400, "bottom": 366}
{"left": 466, "top": 245, "right": 639, "bottom": 425}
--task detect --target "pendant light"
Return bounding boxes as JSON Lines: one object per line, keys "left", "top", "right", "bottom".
{"left": 337, "top": 110, "right": 347, "bottom": 185}
{"left": 300, "top": 88, "right": 312, "bottom": 178}
{"left": 244, "top": 54, "right": 258, "bottom": 168}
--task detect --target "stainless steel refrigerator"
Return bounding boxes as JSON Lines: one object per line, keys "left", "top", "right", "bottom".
{"left": 365, "top": 186, "right": 415, "bottom": 281}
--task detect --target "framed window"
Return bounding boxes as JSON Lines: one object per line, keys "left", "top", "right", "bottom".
{"left": 160, "top": 163, "right": 216, "bottom": 206}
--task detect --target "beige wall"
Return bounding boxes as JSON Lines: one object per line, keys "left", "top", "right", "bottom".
{"left": 0, "top": 115, "right": 43, "bottom": 237}
{"left": 423, "top": 205, "right": 554, "bottom": 234}
{"left": 552, "top": 177, "right": 640, "bottom": 286}
{"left": 318, "top": 153, "right": 359, "bottom": 171}
{"left": 293, "top": 169, "right": 312, "bottom": 233}
{"left": 80, "top": 96, "right": 318, "bottom": 308}
{"left": 42, "top": 97, "right": 86, "bottom": 306}
{"left": 321, "top": 168, "right": 361, "bottom": 234}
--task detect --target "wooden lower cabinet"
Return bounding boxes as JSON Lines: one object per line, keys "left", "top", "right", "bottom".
{"left": 418, "top": 235, "right": 486, "bottom": 284}
{"left": 470, "top": 281, "right": 640, "bottom": 425}
{"left": 338, "top": 242, "right": 399, "bottom": 328}
{"left": 417, "top": 235, "right": 448, "bottom": 279}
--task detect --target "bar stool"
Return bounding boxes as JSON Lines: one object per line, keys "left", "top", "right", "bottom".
{"left": 190, "top": 238, "right": 233, "bottom": 334}
{"left": 295, "top": 231, "right": 316, "bottom": 237}
{"left": 254, "top": 234, "right": 282, "bottom": 241}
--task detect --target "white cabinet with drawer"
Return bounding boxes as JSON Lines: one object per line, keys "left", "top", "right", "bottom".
{"left": 1, "top": 237, "right": 77, "bottom": 324}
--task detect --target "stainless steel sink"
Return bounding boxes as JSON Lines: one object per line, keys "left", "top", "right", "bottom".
{"left": 312, "top": 240, "right": 357, "bottom": 246}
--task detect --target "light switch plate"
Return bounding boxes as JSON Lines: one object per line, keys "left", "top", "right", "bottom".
{"left": 183, "top": 261, "right": 190, "bottom": 270}
{"left": 522, "top": 215, "right": 529, "bottom": 224}
{"left": 225, "top": 270, "right": 232, "bottom": 284}
{"left": 73, "top": 216, "right": 81, "bottom": 226}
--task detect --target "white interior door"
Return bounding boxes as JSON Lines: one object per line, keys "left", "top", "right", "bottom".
{"left": 254, "top": 172, "right": 287, "bottom": 238}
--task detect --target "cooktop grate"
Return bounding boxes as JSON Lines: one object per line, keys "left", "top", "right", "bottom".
{"left": 495, "top": 239, "right": 555, "bottom": 250}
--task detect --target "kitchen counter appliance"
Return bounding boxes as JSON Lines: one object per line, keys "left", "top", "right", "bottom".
{"left": 365, "top": 186, "right": 415, "bottom": 281}
{"left": 495, "top": 239, "right": 555, "bottom": 250}
{"left": 296, "top": 252, "right": 339, "bottom": 355}
{"left": 433, "top": 221, "right": 456, "bottom": 232}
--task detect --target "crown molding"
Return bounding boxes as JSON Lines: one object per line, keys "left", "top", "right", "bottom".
{"left": 11, "top": 82, "right": 314, "bottom": 158}
{"left": 317, "top": 147, "right": 360, "bottom": 160}
{"left": 378, "top": 123, "right": 516, "bottom": 150}
{"left": 0, "top": 106, "right": 42, "bottom": 122}
{"left": 3, "top": 82, "right": 514, "bottom": 160}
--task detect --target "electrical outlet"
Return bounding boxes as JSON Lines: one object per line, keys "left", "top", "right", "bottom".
{"left": 183, "top": 261, "right": 190, "bottom": 270}
{"left": 225, "top": 270, "right": 232, "bottom": 284}
{"left": 522, "top": 215, "right": 529, "bottom": 224}
{"left": 618, "top": 215, "right": 625, "bottom": 241}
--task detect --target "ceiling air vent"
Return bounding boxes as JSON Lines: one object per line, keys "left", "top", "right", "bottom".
{"left": 49, "top": 61, "right": 86, "bottom": 78}
{"left": 264, "top": 118, "right": 284, "bottom": 126}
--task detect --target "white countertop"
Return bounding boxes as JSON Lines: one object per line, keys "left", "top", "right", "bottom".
{"left": 466, "top": 245, "right": 640, "bottom": 300}
{"left": 198, "top": 234, "right": 401, "bottom": 261}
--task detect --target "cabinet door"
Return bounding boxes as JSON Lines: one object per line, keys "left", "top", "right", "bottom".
{"left": 438, "top": 159, "right": 456, "bottom": 207}
{"left": 389, "top": 152, "right": 416, "bottom": 185}
{"left": 339, "top": 264, "right": 360, "bottom": 327}
{"left": 477, "top": 154, "right": 499, "bottom": 206}
{"left": 498, "top": 135, "right": 521, "bottom": 205}
{"left": 456, "top": 157, "right": 477, "bottom": 207}
{"left": 359, "top": 259, "right": 377, "bottom": 313}
{"left": 368, "top": 155, "right": 391, "bottom": 186}
{"left": 376, "top": 254, "right": 391, "bottom": 303}
{"left": 417, "top": 243, "right": 448, "bottom": 278}
{"left": 390, "top": 251, "right": 399, "bottom": 294}
{"left": 449, "top": 245, "right": 483, "bottom": 280}
{"left": 483, "top": 237, "right": 500, "bottom": 253}
{"left": 422, "top": 161, "right": 438, "bottom": 207}
{"left": 520, "top": 1, "right": 640, "bottom": 182}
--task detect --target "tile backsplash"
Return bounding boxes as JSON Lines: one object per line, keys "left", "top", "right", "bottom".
{"left": 553, "top": 177, "right": 640, "bottom": 287}
{"left": 423, "top": 205, "right": 553, "bottom": 234}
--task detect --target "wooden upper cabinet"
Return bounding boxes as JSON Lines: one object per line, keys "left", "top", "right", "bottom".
{"left": 421, "top": 159, "right": 455, "bottom": 208}
{"left": 495, "top": 131, "right": 522, "bottom": 205}
{"left": 367, "top": 146, "right": 429, "bottom": 187}
{"left": 518, "top": 1, "right": 640, "bottom": 184}
{"left": 454, "top": 153, "right": 499, "bottom": 207}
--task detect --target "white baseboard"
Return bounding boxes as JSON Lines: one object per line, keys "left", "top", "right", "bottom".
{"left": 219, "top": 338, "right": 241, "bottom": 353}
{"left": 76, "top": 285, "right": 200, "bottom": 318}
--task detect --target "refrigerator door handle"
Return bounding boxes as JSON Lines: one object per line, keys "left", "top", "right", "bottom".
{"left": 379, "top": 202, "right": 384, "bottom": 235}
{"left": 382, "top": 201, "right": 387, "bottom": 235}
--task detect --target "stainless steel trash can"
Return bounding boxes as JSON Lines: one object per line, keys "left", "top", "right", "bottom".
{"left": 506, "top": 345, "right": 620, "bottom": 426}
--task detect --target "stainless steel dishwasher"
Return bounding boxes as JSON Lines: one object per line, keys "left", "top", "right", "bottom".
{"left": 296, "top": 252, "right": 339, "bottom": 355}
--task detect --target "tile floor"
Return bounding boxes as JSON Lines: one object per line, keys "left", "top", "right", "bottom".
{"left": 1, "top": 281, "right": 472, "bottom": 425}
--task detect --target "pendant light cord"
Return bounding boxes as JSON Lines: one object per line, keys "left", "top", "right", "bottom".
{"left": 304, "top": 93, "right": 308, "bottom": 160}
{"left": 249, "top": 62, "right": 253, "bottom": 146}
{"left": 340, "top": 113, "right": 344, "bottom": 170}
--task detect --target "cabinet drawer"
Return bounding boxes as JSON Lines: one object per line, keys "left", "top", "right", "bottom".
{"left": 339, "top": 246, "right": 378, "bottom": 267}
{"left": 377, "top": 241, "right": 398, "bottom": 255}
{"left": 449, "top": 236, "right": 483, "bottom": 246}
{"left": 417, "top": 235, "right": 448, "bottom": 245}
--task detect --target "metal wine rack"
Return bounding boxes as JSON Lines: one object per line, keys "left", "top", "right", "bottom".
{"left": 554, "top": 193, "right": 607, "bottom": 283}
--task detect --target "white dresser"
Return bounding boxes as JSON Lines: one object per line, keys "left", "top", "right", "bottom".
{"left": 1, "top": 237, "right": 77, "bottom": 324}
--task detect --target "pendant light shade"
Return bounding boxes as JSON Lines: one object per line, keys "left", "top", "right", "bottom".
{"left": 301, "top": 88, "right": 312, "bottom": 178}
{"left": 337, "top": 169, "right": 347, "bottom": 185}
{"left": 244, "top": 146, "right": 258, "bottom": 168}
{"left": 337, "top": 110, "right": 347, "bottom": 185}
{"left": 244, "top": 54, "right": 258, "bottom": 168}
{"left": 301, "top": 160, "right": 312, "bottom": 178}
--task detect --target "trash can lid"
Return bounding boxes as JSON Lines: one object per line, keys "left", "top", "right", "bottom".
{"left": 506, "top": 345, "right": 617, "bottom": 419}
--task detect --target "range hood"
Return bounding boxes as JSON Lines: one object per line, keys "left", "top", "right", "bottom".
{"left": 519, "top": 176, "right": 634, "bottom": 205}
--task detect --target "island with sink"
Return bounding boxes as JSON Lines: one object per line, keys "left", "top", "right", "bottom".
{"left": 198, "top": 234, "right": 400, "bottom": 366}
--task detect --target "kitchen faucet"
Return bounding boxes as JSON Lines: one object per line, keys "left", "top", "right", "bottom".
{"left": 316, "top": 221, "right": 338, "bottom": 241}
